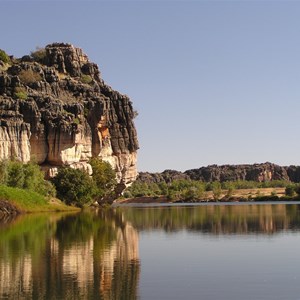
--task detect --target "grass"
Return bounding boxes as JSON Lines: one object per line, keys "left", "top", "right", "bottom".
{"left": 18, "top": 69, "right": 42, "bottom": 84}
{"left": 0, "top": 185, "right": 79, "bottom": 213}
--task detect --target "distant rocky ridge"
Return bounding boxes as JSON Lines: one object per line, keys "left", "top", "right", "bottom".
{"left": 137, "top": 162, "right": 300, "bottom": 184}
{"left": 0, "top": 43, "right": 138, "bottom": 191}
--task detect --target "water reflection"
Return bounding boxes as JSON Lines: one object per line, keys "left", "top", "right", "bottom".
{"left": 121, "top": 203, "right": 300, "bottom": 234}
{"left": 0, "top": 210, "right": 140, "bottom": 300}
{"left": 1, "top": 203, "right": 300, "bottom": 299}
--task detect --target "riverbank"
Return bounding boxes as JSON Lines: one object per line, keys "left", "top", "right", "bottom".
{"left": 0, "top": 185, "right": 79, "bottom": 215}
{"left": 118, "top": 187, "right": 298, "bottom": 204}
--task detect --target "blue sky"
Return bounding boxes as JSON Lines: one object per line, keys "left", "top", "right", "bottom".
{"left": 1, "top": 1, "right": 300, "bottom": 172}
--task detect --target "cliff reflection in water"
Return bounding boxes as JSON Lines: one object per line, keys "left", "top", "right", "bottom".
{"left": 1, "top": 204, "right": 300, "bottom": 299}
{"left": 122, "top": 203, "right": 300, "bottom": 235}
{"left": 0, "top": 210, "right": 140, "bottom": 300}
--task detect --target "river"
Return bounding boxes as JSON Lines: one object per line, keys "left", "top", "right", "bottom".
{"left": 1, "top": 202, "right": 300, "bottom": 299}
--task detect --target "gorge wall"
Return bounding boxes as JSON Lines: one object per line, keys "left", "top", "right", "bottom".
{"left": 0, "top": 43, "right": 138, "bottom": 188}
{"left": 138, "top": 162, "right": 300, "bottom": 184}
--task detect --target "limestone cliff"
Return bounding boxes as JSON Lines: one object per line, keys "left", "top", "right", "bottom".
{"left": 0, "top": 43, "right": 138, "bottom": 188}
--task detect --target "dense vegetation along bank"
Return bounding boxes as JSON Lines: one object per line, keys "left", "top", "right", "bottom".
{"left": 122, "top": 179, "right": 300, "bottom": 203}
{"left": 0, "top": 158, "right": 117, "bottom": 214}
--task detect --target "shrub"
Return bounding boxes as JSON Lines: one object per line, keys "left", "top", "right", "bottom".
{"left": 226, "top": 186, "right": 235, "bottom": 198}
{"left": 15, "top": 91, "right": 28, "bottom": 100}
{"left": 80, "top": 74, "right": 93, "bottom": 84}
{"left": 84, "top": 107, "right": 89, "bottom": 117}
{"left": 23, "top": 162, "right": 56, "bottom": 196}
{"left": 285, "top": 185, "right": 296, "bottom": 197}
{"left": 295, "top": 186, "right": 300, "bottom": 197}
{"left": 123, "top": 191, "right": 133, "bottom": 198}
{"left": 18, "top": 69, "right": 42, "bottom": 84}
{"left": 30, "top": 47, "right": 46, "bottom": 63}
{"left": 271, "top": 190, "right": 277, "bottom": 197}
{"left": 211, "top": 182, "right": 222, "bottom": 200}
{"left": 183, "top": 187, "right": 198, "bottom": 201}
{"left": 52, "top": 167, "right": 96, "bottom": 207}
{"left": 4, "top": 160, "right": 55, "bottom": 197}
{"left": 73, "top": 117, "right": 80, "bottom": 125}
{"left": 7, "top": 161, "right": 25, "bottom": 188}
{"left": 14, "top": 87, "right": 28, "bottom": 100}
{"left": 0, "top": 161, "right": 8, "bottom": 184}
{"left": 0, "top": 49, "right": 10, "bottom": 63}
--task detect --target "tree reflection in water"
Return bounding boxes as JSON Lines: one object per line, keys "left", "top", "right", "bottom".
{"left": 0, "top": 209, "right": 140, "bottom": 300}
{"left": 121, "top": 203, "right": 300, "bottom": 234}
{"left": 1, "top": 203, "right": 300, "bottom": 299}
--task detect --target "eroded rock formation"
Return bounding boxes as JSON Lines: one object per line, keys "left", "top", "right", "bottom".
{"left": 138, "top": 162, "right": 300, "bottom": 184}
{"left": 0, "top": 43, "right": 138, "bottom": 188}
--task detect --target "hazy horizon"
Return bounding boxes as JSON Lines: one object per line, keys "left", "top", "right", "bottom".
{"left": 1, "top": 1, "right": 300, "bottom": 172}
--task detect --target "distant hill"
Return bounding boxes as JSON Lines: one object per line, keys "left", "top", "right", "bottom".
{"left": 138, "top": 162, "right": 300, "bottom": 183}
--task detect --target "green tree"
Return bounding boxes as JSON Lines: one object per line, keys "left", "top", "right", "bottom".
{"left": 7, "top": 161, "right": 25, "bottom": 188}
{"left": 3, "top": 160, "right": 55, "bottom": 196}
{"left": 159, "top": 182, "right": 168, "bottom": 196}
{"left": 294, "top": 185, "right": 300, "bottom": 198}
{"left": 23, "top": 162, "right": 55, "bottom": 196}
{"left": 0, "top": 160, "right": 8, "bottom": 184}
{"left": 285, "top": 185, "right": 296, "bottom": 197}
{"left": 90, "top": 158, "right": 117, "bottom": 201}
{"left": 211, "top": 181, "right": 222, "bottom": 200}
{"left": 52, "top": 167, "right": 96, "bottom": 207}
{"left": 183, "top": 187, "right": 197, "bottom": 201}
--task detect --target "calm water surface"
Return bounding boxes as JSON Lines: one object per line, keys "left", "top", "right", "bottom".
{"left": 1, "top": 203, "right": 300, "bottom": 299}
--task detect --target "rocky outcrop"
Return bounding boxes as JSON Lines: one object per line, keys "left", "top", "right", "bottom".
{"left": 0, "top": 43, "right": 138, "bottom": 188}
{"left": 137, "top": 169, "right": 190, "bottom": 184}
{"left": 185, "top": 162, "right": 290, "bottom": 182}
{"left": 138, "top": 162, "right": 300, "bottom": 184}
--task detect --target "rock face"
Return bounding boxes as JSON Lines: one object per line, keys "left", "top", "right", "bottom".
{"left": 137, "top": 170, "right": 190, "bottom": 184}
{"left": 185, "top": 162, "right": 290, "bottom": 182}
{"left": 138, "top": 163, "right": 300, "bottom": 184}
{"left": 0, "top": 43, "right": 138, "bottom": 188}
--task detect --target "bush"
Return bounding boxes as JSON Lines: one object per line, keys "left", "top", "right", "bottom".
{"left": 18, "top": 69, "right": 42, "bottom": 84}
{"left": 23, "top": 162, "right": 56, "bottom": 196}
{"left": 52, "top": 167, "right": 96, "bottom": 207}
{"left": 295, "top": 186, "right": 300, "bottom": 197}
{"left": 30, "top": 47, "right": 46, "bottom": 63}
{"left": 0, "top": 49, "right": 10, "bottom": 63}
{"left": 7, "top": 161, "right": 25, "bottom": 188}
{"left": 183, "top": 187, "right": 198, "bottom": 201}
{"left": 210, "top": 182, "right": 222, "bottom": 200}
{"left": 4, "top": 160, "right": 55, "bottom": 196}
{"left": 14, "top": 87, "right": 28, "bottom": 100}
{"left": 285, "top": 185, "right": 296, "bottom": 197}
{"left": 73, "top": 117, "right": 80, "bottom": 125}
{"left": 80, "top": 74, "right": 93, "bottom": 84}
{"left": 15, "top": 91, "right": 28, "bottom": 100}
